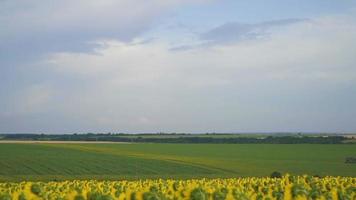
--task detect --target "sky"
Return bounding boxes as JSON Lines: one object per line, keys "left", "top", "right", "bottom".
{"left": 1, "top": 0, "right": 356, "bottom": 133}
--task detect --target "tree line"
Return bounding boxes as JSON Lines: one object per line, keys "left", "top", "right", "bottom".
{"left": 0, "top": 133, "right": 349, "bottom": 144}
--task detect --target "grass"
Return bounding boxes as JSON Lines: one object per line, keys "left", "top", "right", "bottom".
{"left": 0, "top": 143, "right": 355, "bottom": 181}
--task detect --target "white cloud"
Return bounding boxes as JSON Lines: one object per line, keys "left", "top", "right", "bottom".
{"left": 1, "top": 1, "right": 356, "bottom": 132}
{"left": 47, "top": 15, "right": 356, "bottom": 82}
{"left": 0, "top": 0, "right": 210, "bottom": 65}
{"left": 32, "top": 14, "right": 356, "bottom": 132}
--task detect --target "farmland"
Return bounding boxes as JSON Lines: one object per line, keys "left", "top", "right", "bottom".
{"left": 0, "top": 143, "right": 355, "bottom": 182}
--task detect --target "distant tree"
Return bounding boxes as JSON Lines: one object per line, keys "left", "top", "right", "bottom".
{"left": 313, "top": 174, "right": 322, "bottom": 178}
{"left": 270, "top": 171, "right": 282, "bottom": 178}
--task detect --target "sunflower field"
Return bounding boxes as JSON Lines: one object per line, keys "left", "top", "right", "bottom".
{"left": 0, "top": 175, "right": 355, "bottom": 200}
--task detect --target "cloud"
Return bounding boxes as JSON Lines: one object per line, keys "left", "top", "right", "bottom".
{"left": 169, "top": 19, "right": 307, "bottom": 51}
{"left": 201, "top": 18, "right": 306, "bottom": 43}
{"left": 21, "top": 14, "right": 355, "bottom": 133}
{"left": 49, "top": 16, "right": 355, "bottom": 82}
{"left": 0, "top": 0, "right": 207, "bottom": 64}
{"left": 1, "top": 3, "right": 356, "bottom": 133}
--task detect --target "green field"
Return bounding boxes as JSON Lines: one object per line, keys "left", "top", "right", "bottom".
{"left": 0, "top": 143, "right": 355, "bottom": 181}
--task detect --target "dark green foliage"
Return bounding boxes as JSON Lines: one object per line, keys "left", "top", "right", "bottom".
{"left": 213, "top": 188, "right": 228, "bottom": 200}
{"left": 232, "top": 190, "right": 249, "bottom": 200}
{"left": 114, "top": 190, "right": 121, "bottom": 198}
{"left": 262, "top": 187, "right": 269, "bottom": 194}
{"left": 291, "top": 184, "right": 308, "bottom": 198}
{"left": 149, "top": 186, "right": 159, "bottom": 193}
{"left": 190, "top": 188, "right": 207, "bottom": 200}
{"left": 337, "top": 190, "right": 351, "bottom": 200}
{"left": 313, "top": 174, "right": 322, "bottom": 178}
{"left": 308, "top": 188, "right": 322, "bottom": 200}
{"left": 270, "top": 171, "right": 282, "bottom": 178}
{"left": 74, "top": 195, "right": 85, "bottom": 200}
{"left": 344, "top": 157, "right": 356, "bottom": 163}
{"left": 87, "top": 192, "right": 113, "bottom": 200}
{"left": 212, "top": 191, "right": 226, "bottom": 200}
{"left": 172, "top": 182, "right": 180, "bottom": 191}
{"left": 18, "top": 193, "right": 26, "bottom": 200}
{"left": 0, "top": 194, "right": 11, "bottom": 200}
{"left": 142, "top": 191, "right": 166, "bottom": 200}
{"left": 30, "top": 184, "right": 41, "bottom": 195}
{"left": 256, "top": 193, "right": 263, "bottom": 200}
{"left": 141, "top": 185, "right": 167, "bottom": 200}
{"left": 130, "top": 192, "right": 137, "bottom": 200}
{"left": 345, "top": 186, "right": 356, "bottom": 194}
{"left": 272, "top": 191, "right": 284, "bottom": 200}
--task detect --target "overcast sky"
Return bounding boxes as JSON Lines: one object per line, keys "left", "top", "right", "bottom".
{"left": 1, "top": 0, "right": 356, "bottom": 133}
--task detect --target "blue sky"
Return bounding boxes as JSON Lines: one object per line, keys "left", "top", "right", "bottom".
{"left": 1, "top": 0, "right": 356, "bottom": 133}
{"left": 168, "top": 0, "right": 356, "bottom": 28}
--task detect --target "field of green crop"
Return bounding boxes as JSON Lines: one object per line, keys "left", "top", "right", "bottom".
{"left": 0, "top": 143, "right": 355, "bottom": 181}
